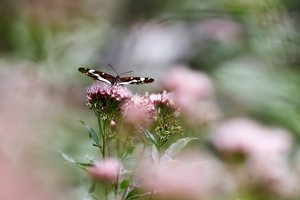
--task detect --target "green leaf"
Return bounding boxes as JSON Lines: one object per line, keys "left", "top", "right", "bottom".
{"left": 126, "top": 188, "right": 146, "bottom": 200}
{"left": 58, "top": 151, "right": 91, "bottom": 171}
{"left": 122, "top": 145, "right": 134, "bottom": 161}
{"left": 151, "top": 144, "right": 159, "bottom": 163}
{"left": 59, "top": 151, "right": 76, "bottom": 163}
{"left": 164, "top": 137, "right": 199, "bottom": 158}
{"left": 120, "top": 180, "right": 129, "bottom": 190}
{"left": 127, "top": 191, "right": 152, "bottom": 200}
{"left": 143, "top": 129, "right": 158, "bottom": 147}
{"left": 77, "top": 162, "right": 94, "bottom": 167}
{"left": 92, "top": 144, "right": 101, "bottom": 148}
{"left": 80, "top": 120, "right": 100, "bottom": 146}
{"left": 88, "top": 181, "right": 96, "bottom": 194}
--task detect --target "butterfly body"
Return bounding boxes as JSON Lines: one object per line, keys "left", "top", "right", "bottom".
{"left": 78, "top": 67, "right": 154, "bottom": 86}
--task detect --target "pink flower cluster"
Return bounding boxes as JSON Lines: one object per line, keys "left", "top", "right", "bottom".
{"left": 87, "top": 83, "right": 132, "bottom": 103}
{"left": 121, "top": 94, "right": 156, "bottom": 127}
{"left": 162, "top": 66, "right": 214, "bottom": 103}
{"left": 161, "top": 66, "right": 220, "bottom": 124}
{"left": 212, "top": 118, "right": 292, "bottom": 157}
{"left": 149, "top": 90, "right": 176, "bottom": 109}
{"left": 211, "top": 118, "right": 298, "bottom": 197}
{"left": 89, "top": 158, "right": 121, "bottom": 184}
{"left": 86, "top": 82, "right": 178, "bottom": 128}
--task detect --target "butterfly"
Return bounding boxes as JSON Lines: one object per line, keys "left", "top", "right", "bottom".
{"left": 78, "top": 66, "right": 155, "bottom": 86}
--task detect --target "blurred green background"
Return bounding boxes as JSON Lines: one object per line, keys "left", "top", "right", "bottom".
{"left": 1, "top": 0, "right": 300, "bottom": 199}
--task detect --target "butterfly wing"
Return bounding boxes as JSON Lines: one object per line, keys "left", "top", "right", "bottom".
{"left": 119, "top": 76, "right": 155, "bottom": 85}
{"left": 78, "top": 67, "right": 115, "bottom": 85}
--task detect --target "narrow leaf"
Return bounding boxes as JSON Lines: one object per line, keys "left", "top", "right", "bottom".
{"left": 122, "top": 146, "right": 134, "bottom": 161}
{"left": 59, "top": 151, "right": 90, "bottom": 171}
{"left": 143, "top": 129, "right": 158, "bottom": 147}
{"left": 151, "top": 144, "right": 160, "bottom": 164}
{"left": 80, "top": 120, "right": 100, "bottom": 146}
{"left": 77, "top": 162, "right": 93, "bottom": 167}
{"left": 126, "top": 188, "right": 144, "bottom": 200}
{"left": 120, "top": 180, "right": 129, "bottom": 190}
{"left": 127, "top": 192, "right": 152, "bottom": 200}
{"left": 88, "top": 181, "right": 96, "bottom": 194}
{"left": 164, "top": 137, "right": 199, "bottom": 158}
{"left": 59, "top": 151, "right": 76, "bottom": 163}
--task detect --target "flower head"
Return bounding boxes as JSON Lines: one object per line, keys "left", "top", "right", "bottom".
{"left": 149, "top": 90, "right": 177, "bottom": 110}
{"left": 211, "top": 118, "right": 297, "bottom": 197}
{"left": 121, "top": 94, "right": 156, "bottom": 127}
{"left": 148, "top": 91, "right": 183, "bottom": 143}
{"left": 161, "top": 66, "right": 220, "bottom": 125}
{"left": 161, "top": 66, "right": 214, "bottom": 105}
{"left": 86, "top": 83, "right": 132, "bottom": 115}
{"left": 87, "top": 83, "right": 132, "bottom": 102}
{"left": 89, "top": 158, "right": 121, "bottom": 184}
{"left": 211, "top": 118, "right": 292, "bottom": 158}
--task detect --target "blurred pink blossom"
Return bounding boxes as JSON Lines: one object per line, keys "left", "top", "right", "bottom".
{"left": 162, "top": 66, "right": 214, "bottom": 103}
{"left": 0, "top": 67, "right": 75, "bottom": 199}
{"left": 89, "top": 158, "right": 121, "bottom": 184}
{"left": 249, "top": 154, "right": 299, "bottom": 198}
{"left": 211, "top": 118, "right": 298, "bottom": 197}
{"left": 139, "top": 153, "right": 226, "bottom": 199}
{"left": 211, "top": 118, "right": 292, "bottom": 158}
{"left": 161, "top": 66, "right": 220, "bottom": 124}
{"left": 121, "top": 94, "right": 156, "bottom": 127}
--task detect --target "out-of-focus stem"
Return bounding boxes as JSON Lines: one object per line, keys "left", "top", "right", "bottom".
{"left": 96, "top": 114, "right": 105, "bottom": 159}
{"left": 114, "top": 171, "right": 119, "bottom": 200}
{"left": 121, "top": 141, "right": 146, "bottom": 200}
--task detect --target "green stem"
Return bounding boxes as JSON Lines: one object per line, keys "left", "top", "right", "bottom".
{"left": 96, "top": 114, "right": 105, "bottom": 159}
{"left": 121, "top": 142, "right": 146, "bottom": 200}
{"left": 114, "top": 172, "right": 119, "bottom": 200}
{"left": 103, "top": 118, "right": 111, "bottom": 158}
{"left": 103, "top": 121, "right": 106, "bottom": 159}
{"left": 104, "top": 185, "right": 108, "bottom": 200}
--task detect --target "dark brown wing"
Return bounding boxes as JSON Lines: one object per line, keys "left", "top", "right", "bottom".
{"left": 118, "top": 76, "right": 155, "bottom": 85}
{"left": 78, "top": 67, "right": 116, "bottom": 85}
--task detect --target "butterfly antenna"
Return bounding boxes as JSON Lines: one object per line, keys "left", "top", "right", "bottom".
{"left": 119, "top": 70, "right": 133, "bottom": 76}
{"left": 108, "top": 64, "right": 119, "bottom": 76}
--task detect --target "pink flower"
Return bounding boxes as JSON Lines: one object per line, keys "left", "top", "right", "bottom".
{"left": 211, "top": 118, "right": 292, "bottom": 158}
{"left": 87, "top": 83, "right": 132, "bottom": 103}
{"left": 211, "top": 118, "right": 298, "bottom": 197}
{"left": 149, "top": 90, "right": 176, "bottom": 109}
{"left": 89, "top": 159, "right": 121, "bottom": 184}
{"left": 121, "top": 94, "right": 156, "bottom": 127}
{"left": 138, "top": 153, "right": 226, "bottom": 199}
{"left": 161, "top": 66, "right": 220, "bottom": 124}
{"left": 86, "top": 83, "right": 132, "bottom": 115}
{"left": 162, "top": 66, "right": 214, "bottom": 104}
